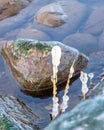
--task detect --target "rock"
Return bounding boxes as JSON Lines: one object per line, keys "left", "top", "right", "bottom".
{"left": 35, "top": 2, "right": 68, "bottom": 27}
{"left": 44, "top": 81, "right": 104, "bottom": 130}
{"left": 0, "top": 95, "right": 40, "bottom": 130}
{"left": 0, "top": 116, "right": 20, "bottom": 130}
{"left": 0, "top": 0, "right": 33, "bottom": 21}
{"left": 79, "top": 0, "right": 104, "bottom": 3}
{"left": 1, "top": 39, "right": 88, "bottom": 92}
{"left": 35, "top": 0, "right": 88, "bottom": 40}
{"left": 98, "top": 31, "right": 104, "bottom": 50}
{"left": 90, "top": 51, "right": 104, "bottom": 58}
{"left": 17, "top": 26, "right": 51, "bottom": 41}
{"left": 63, "top": 33, "right": 98, "bottom": 55}
{"left": 81, "top": 7, "right": 104, "bottom": 35}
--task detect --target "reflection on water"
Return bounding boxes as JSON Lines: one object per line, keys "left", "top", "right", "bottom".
{"left": 0, "top": 0, "right": 104, "bottom": 128}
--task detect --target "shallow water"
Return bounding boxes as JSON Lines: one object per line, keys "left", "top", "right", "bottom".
{"left": 0, "top": 0, "right": 104, "bottom": 129}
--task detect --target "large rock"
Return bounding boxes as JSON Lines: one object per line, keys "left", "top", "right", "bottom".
{"left": 0, "top": 0, "right": 33, "bottom": 21}
{"left": 63, "top": 33, "right": 98, "bottom": 55}
{"left": 81, "top": 7, "right": 104, "bottom": 35}
{"left": 0, "top": 95, "right": 40, "bottom": 130}
{"left": 44, "top": 81, "right": 104, "bottom": 130}
{"left": 1, "top": 39, "right": 88, "bottom": 92}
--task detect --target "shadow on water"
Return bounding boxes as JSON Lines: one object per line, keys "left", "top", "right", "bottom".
{"left": 21, "top": 74, "right": 80, "bottom": 98}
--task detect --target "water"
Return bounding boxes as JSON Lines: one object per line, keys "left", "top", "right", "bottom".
{"left": 0, "top": 0, "right": 104, "bottom": 128}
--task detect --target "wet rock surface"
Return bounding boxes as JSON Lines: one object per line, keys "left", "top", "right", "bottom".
{"left": 0, "top": 115, "right": 20, "bottom": 130}
{"left": 0, "top": 0, "right": 33, "bottom": 21}
{"left": 0, "top": 95, "right": 40, "bottom": 130}
{"left": 35, "top": 3, "right": 68, "bottom": 27}
{"left": 1, "top": 39, "right": 88, "bottom": 91}
{"left": 44, "top": 81, "right": 104, "bottom": 130}
{"left": 35, "top": 0, "right": 87, "bottom": 28}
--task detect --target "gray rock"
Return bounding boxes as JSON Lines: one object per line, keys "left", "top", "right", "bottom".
{"left": 17, "top": 26, "right": 51, "bottom": 41}
{"left": 44, "top": 81, "right": 104, "bottom": 130}
{"left": 81, "top": 7, "right": 104, "bottom": 35}
{"left": 1, "top": 39, "right": 88, "bottom": 92}
{"left": 0, "top": 95, "right": 40, "bottom": 130}
{"left": 63, "top": 33, "right": 98, "bottom": 55}
{"left": 79, "top": 0, "right": 104, "bottom": 3}
{"left": 98, "top": 31, "right": 104, "bottom": 50}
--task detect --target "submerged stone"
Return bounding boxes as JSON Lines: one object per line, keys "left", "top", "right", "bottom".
{"left": 0, "top": 0, "right": 33, "bottom": 21}
{"left": 35, "top": 2, "right": 68, "bottom": 27}
{"left": 81, "top": 7, "right": 104, "bottom": 35}
{"left": 35, "top": 0, "right": 88, "bottom": 29}
{"left": 63, "top": 33, "right": 98, "bottom": 55}
{"left": 1, "top": 39, "right": 88, "bottom": 92}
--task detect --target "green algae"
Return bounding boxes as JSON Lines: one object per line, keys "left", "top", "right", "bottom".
{"left": 12, "top": 39, "right": 53, "bottom": 58}
{"left": 0, "top": 116, "right": 20, "bottom": 130}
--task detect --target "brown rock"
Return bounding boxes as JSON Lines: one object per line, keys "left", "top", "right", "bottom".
{"left": 1, "top": 39, "right": 88, "bottom": 92}
{"left": 0, "top": 0, "right": 33, "bottom": 21}
{"left": 35, "top": 3, "right": 68, "bottom": 27}
{"left": 34, "top": 0, "right": 88, "bottom": 40}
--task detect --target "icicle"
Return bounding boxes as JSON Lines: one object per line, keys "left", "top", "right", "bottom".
{"left": 88, "top": 73, "right": 94, "bottom": 86}
{"left": 51, "top": 46, "right": 62, "bottom": 120}
{"left": 80, "top": 71, "right": 89, "bottom": 100}
{"left": 51, "top": 97, "right": 59, "bottom": 120}
{"left": 60, "top": 60, "right": 75, "bottom": 113}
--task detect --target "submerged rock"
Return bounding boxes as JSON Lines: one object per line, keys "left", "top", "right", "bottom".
{"left": 17, "top": 27, "right": 51, "bottom": 41}
{"left": 81, "top": 7, "right": 104, "bottom": 35}
{"left": 0, "top": 0, "right": 33, "bottom": 21}
{"left": 35, "top": 2, "right": 68, "bottom": 27}
{"left": 63, "top": 33, "right": 98, "bottom": 55}
{"left": 45, "top": 81, "right": 104, "bottom": 130}
{"left": 0, "top": 95, "right": 40, "bottom": 130}
{"left": 98, "top": 31, "right": 104, "bottom": 50}
{"left": 35, "top": 0, "right": 87, "bottom": 28}
{"left": 1, "top": 39, "right": 88, "bottom": 92}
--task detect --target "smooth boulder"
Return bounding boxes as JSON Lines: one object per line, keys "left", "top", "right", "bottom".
{"left": 35, "top": 0, "right": 88, "bottom": 29}
{"left": 1, "top": 39, "right": 88, "bottom": 92}
{"left": 63, "top": 33, "right": 98, "bottom": 55}
{"left": 35, "top": 3, "right": 68, "bottom": 27}
{"left": 81, "top": 7, "right": 104, "bottom": 35}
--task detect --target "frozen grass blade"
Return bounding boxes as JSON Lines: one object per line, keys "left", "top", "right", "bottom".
{"left": 51, "top": 46, "right": 61, "bottom": 120}
{"left": 60, "top": 60, "right": 75, "bottom": 114}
